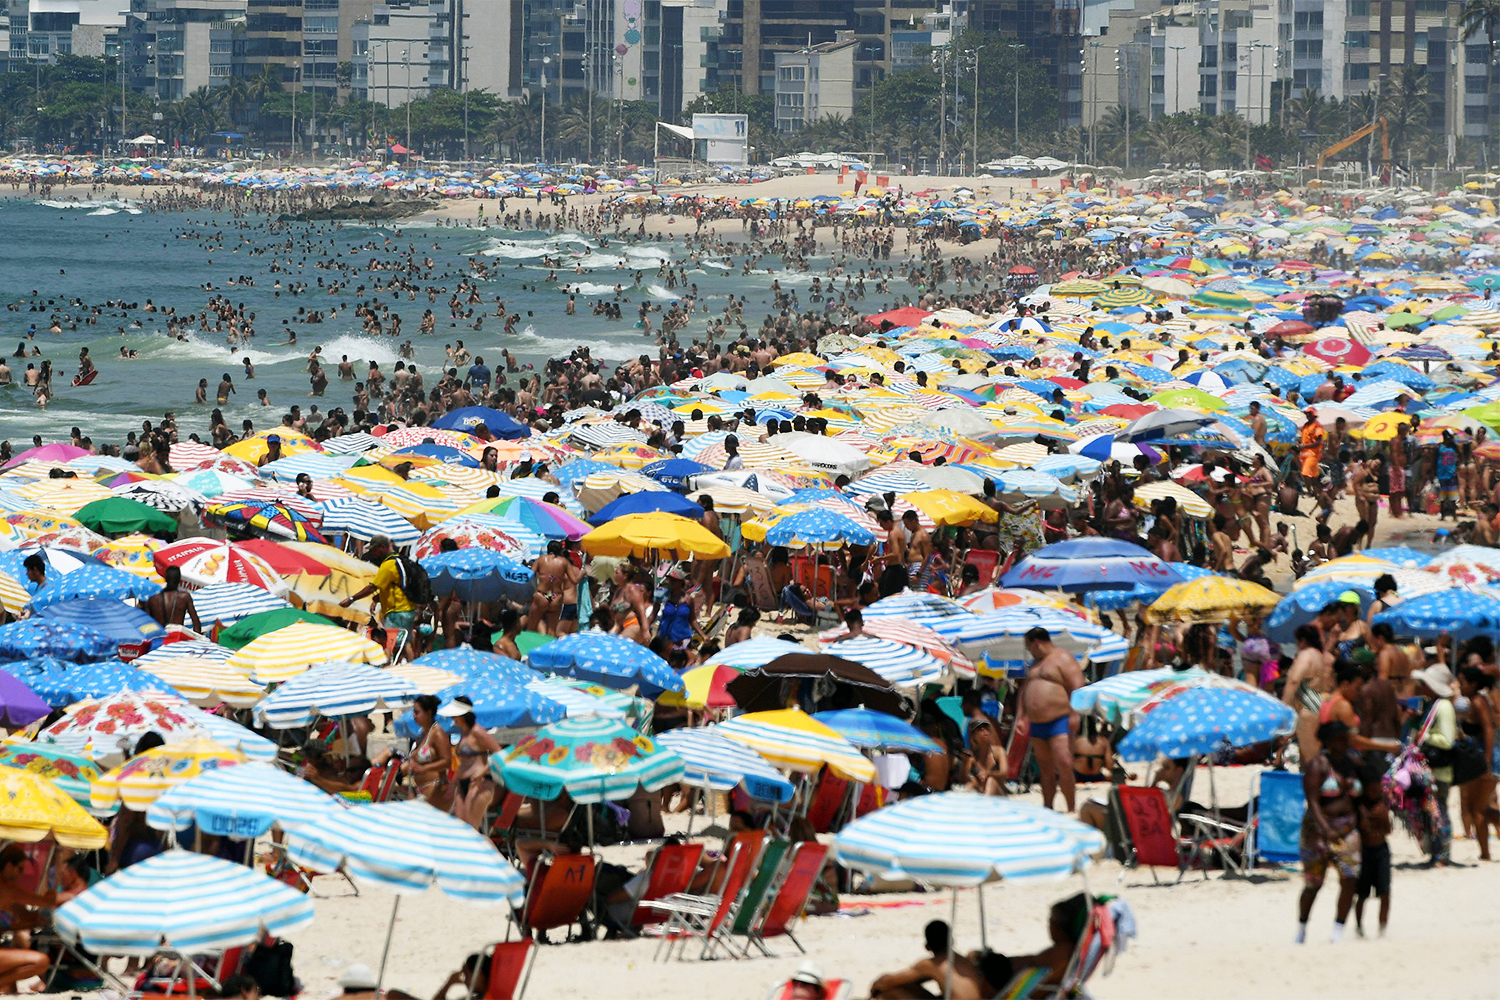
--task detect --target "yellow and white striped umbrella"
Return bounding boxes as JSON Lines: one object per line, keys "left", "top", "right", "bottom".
{"left": 14, "top": 479, "right": 114, "bottom": 514}
{"left": 384, "top": 661, "right": 464, "bottom": 695}
{"left": 575, "top": 470, "right": 668, "bottom": 512}
{"left": 1132, "top": 480, "right": 1213, "bottom": 519}
{"left": 376, "top": 481, "right": 471, "bottom": 529}
{"left": 138, "top": 656, "right": 266, "bottom": 707}
{"left": 90, "top": 738, "right": 246, "bottom": 810}
{"left": 716, "top": 708, "right": 876, "bottom": 783}
{"left": 411, "top": 464, "right": 504, "bottom": 493}
{"left": 686, "top": 486, "right": 778, "bottom": 516}
{"left": 227, "top": 621, "right": 387, "bottom": 682}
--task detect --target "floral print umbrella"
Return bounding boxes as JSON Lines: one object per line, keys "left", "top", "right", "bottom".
{"left": 490, "top": 716, "right": 683, "bottom": 804}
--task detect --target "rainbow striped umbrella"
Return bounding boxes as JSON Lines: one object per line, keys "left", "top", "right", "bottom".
{"left": 716, "top": 708, "right": 876, "bottom": 782}
{"left": 204, "top": 499, "right": 327, "bottom": 543}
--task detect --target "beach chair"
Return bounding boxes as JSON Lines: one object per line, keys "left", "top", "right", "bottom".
{"left": 992, "top": 966, "right": 1050, "bottom": 999}
{"left": 650, "top": 835, "right": 761, "bottom": 962}
{"left": 1113, "top": 786, "right": 1193, "bottom": 883}
{"left": 133, "top": 945, "right": 246, "bottom": 997}
{"left": 1248, "top": 770, "right": 1306, "bottom": 868}
{"left": 518, "top": 853, "right": 595, "bottom": 942}
{"left": 628, "top": 842, "right": 704, "bottom": 934}
{"left": 489, "top": 792, "right": 524, "bottom": 857}
{"left": 806, "top": 771, "right": 851, "bottom": 833}
{"left": 474, "top": 940, "right": 535, "bottom": 1000}
{"left": 763, "top": 978, "right": 852, "bottom": 1000}
{"left": 720, "top": 839, "right": 791, "bottom": 957}
{"left": 964, "top": 549, "right": 1000, "bottom": 586}
{"left": 744, "top": 841, "right": 828, "bottom": 957}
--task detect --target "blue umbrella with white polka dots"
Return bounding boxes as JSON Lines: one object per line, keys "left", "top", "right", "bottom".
{"left": 1373, "top": 586, "right": 1500, "bottom": 640}
{"left": 1116, "top": 686, "right": 1296, "bottom": 762}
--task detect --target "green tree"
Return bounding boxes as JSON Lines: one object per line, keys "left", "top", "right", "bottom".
{"left": 1461, "top": 0, "right": 1500, "bottom": 164}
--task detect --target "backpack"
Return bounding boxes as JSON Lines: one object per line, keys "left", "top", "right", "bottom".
{"left": 385, "top": 553, "right": 433, "bottom": 606}
{"left": 244, "top": 939, "right": 297, "bottom": 998}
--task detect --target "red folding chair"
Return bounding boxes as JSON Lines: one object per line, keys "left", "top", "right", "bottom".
{"left": 489, "top": 792, "right": 524, "bottom": 856}
{"left": 806, "top": 771, "right": 850, "bottom": 833}
{"left": 1114, "top": 786, "right": 1192, "bottom": 883}
{"left": 746, "top": 842, "right": 828, "bottom": 956}
{"left": 651, "top": 836, "right": 760, "bottom": 961}
{"left": 478, "top": 939, "right": 535, "bottom": 1000}
{"left": 963, "top": 549, "right": 1000, "bottom": 586}
{"left": 629, "top": 842, "right": 704, "bottom": 933}
{"left": 518, "top": 853, "right": 595, "bottom": 941}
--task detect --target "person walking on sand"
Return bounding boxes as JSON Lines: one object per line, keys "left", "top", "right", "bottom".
{"left": 1297, "top": 720, "right": 1363, "bottom": 944}
{"left": 1022, "top": 627, "right": 1084, "bottom": 812}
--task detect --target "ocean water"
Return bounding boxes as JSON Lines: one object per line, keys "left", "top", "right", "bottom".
{"left": 0, "top": 198, "right": 788, "bottom": 445}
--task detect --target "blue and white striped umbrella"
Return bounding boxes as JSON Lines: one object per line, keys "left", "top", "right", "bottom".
{"left": 320, "top": 432, "right": 384, "bottom": 455}
{"left": 813, "top": 708, "right": 944, "bottom": 753}
{"left": 863, "top": 591, "right": 978, "bottom": 639}
{"left": 833, "top": 792, "right": 1104, "bottom": 887}
{"left": 951, "top": 607, "right": 1129, "bottom": 677}
{"left": 491, "top": 715, "right": 684, "bottom": 804}
{"left": 1116, "top": 686, "right": 1296, "bottom": 762}
{"left": 569, "top": 423, "right": 647, "bottom": 449}
{"left": 259, "top": 454, "right": 360, "bottom": 481}
{"left": 1342, "top": 379, "right": 1415, "bottom": 409}
{"left": 146, "top": 762, "right": 340, "bottom": 839}
{"left": 764, "top": 508, "right": 876, "bottom": 550}
{"left": 283, "top": 798, "right": 526, "bottom": 905}
{"left": 818, "top": 635, "right": 948, "bottom": 687}
{"left": 181, "top": 703, "right": 278, "bottom": 762}
{"left": 656, "top": 725, "right": 794, "bottom": 802}
{"left": 318, "top": 497, "right": 422, "bottom": 543}
{"left": 133, "top": 639, "right": 235, "bottom": 668}
{"left": 527, "top": 631, "right": 684, "bottom": 698}
{"left": 254, "top": 662, "right": 420, "bottom": 729}
{"left": 28, "top": 564, "right": 162, "bottom": 610}
{"left": 53, "top": 849, "right": 315, "bottom": 955}
{"left": 993, "top": 470, "right": 1078, "bottom": 505}
{"left": 192, "top": 583, "right": 291, "bottom": 625}
{"left": 705, "top": 635, "right": 808, "bottom": 671}
{"left": 1001, "top": 537, "right": 1184, "bottom": 592}
{"left": 523, "top": 678, "right": 626, "bottom": 719}
{"left": 845, "top": 470, "right": 929, "bottom": 497}
{"left": 421, "top": 549, "right": 534, "bottom": 604}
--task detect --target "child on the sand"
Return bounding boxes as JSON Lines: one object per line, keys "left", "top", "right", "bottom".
{"left": 1355, "top": 766, "right": 1392, "bottom": 938}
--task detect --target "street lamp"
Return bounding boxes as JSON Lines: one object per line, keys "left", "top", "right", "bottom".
{"left": 1007, "top": 43, "right": 1025, "bottom": 145}
{"left": 462, "top": 43, "right": 472, "bottom": 163}
{"left": 403, "top": 47, "right": 412, "bottom": 159}
{"left": 1167, "top": 44, "right": 1185, "bottom": 115}
{"left": 540, "top": 55, "right": 551, "bottom": 164}
{"left": 966, "top": 49, "right": 977, "bottom": 174}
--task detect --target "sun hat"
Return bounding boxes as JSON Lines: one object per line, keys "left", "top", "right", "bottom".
{"left": 1412, "top": 664, "right": 1455, "bottom": 698}
{"left": 339, "top": 964, "right": 378, "bottom": 991}
{"left": 436, "top": 696, "right": 475, "bottom": 718}
{"left": 790, "top": 960, "right": 825, "bottom": 986}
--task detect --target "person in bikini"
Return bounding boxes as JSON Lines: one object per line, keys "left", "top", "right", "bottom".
{"left": 1022, "top": 627, "right": 1085, "bottom": 812}
{"left": 526, "top": 540, "right": 579, "bottom": 636}
{"left": 144, "top": 566, "right": 202, "bottom": 632}
{"left": 608, "top": 561, "right": 653, "bottom": 644}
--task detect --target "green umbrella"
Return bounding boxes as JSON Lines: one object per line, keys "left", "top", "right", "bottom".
{"left": 1463, "top": 403, "right": 1500, "bottom": 434}
{"left": 73, "top": 497, "right": 178, "bottom": 538}
{"left": 1429, "top": 304, "right": 1467, "bottom": 322}
{"left": 216, "top": 607, "right": 336, "bottom": 649}
{"left": 1383, "top": 312, "right": 1425, "bottom": 329}
{"left": 1147, "top": 388, "right": 1229, "bottom": 411}
{"left": 1467, "top": 275, "right": 1500, "bottom": 291}
{"left": 512, "top": 630, "right": 555, "bottom": 658}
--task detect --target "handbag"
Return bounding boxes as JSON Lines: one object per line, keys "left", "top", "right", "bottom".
{"left": 1448, "top": 735, "right": 1489, "bottom": 787}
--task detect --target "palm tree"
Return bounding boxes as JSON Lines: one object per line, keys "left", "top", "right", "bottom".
{"left": 1382, "top": 66, "right": 1432, "bottom": 166}
{"left": 219, "top": 76, "right": 250, "bottom": 130}
{"left": 1462, "top": 0, "right": 1500, "bottom": 164}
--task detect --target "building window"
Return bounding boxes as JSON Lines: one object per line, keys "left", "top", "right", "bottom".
{"left": 1466, "top": 74, "right": 1488, "bottom": 93}
{"left": 1201, "top": 46, "right": 1216, "bottom": 67}
{"left": 1348, "top": 62, "right": 1370, "bottom": 80}
{"left": 1345, "top": 31, "right": 1368, "bottom": 47}
{"left": 1294, "top": 11, "right": 1324, "bottom": 30}
{"left": 1467, "top": 105, "right": 1488, "bottom": 123}
{"left": 1222, "top": 42, "right": 1236, "bottom": 62}
{"left": 1222, "top": 70, "right": 1237, "bottom": 91}
{"left": 1293, "top": 39, "right": 1322, "bottom": 59}
{"left": 1347, "top": 0, "right": 1369, "bottom": 15}
{"left": 1151, "top": 73, "right": 1164, "bottom": 93}
{"left": 1200, "top": 75, "right": 1217, "bottom": 95}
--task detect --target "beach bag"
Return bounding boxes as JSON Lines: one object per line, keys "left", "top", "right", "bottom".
{"left": 1447, "top": 735, "right": 1488, "bottom": 787}
{"left": 385, "top": 553, "right": 433, "bottom": 606}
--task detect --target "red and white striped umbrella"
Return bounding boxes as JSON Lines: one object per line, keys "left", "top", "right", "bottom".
{"left": 168, "top": 442, "right": 222, "bottom": 469}
{"left": 378, "top": 426, "right": 481, "bottom": 450}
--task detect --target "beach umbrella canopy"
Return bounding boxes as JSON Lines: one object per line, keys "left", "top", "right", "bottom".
{"left": 317, "top": 497, "right": 422, "bottom": 544}
{"left": 53, "top": 849, "right": 314, "bottom": 956}
{"left": 190, "top": 582, "right": 292, "bottom": 625}
{"left": 72, "top": 497, "right": 178, "bottom": 538}
{"left": 91, "top": 737, "right": 245, "bottom": 811}
{"left": 950, "top": 607, "right": 1128, "bottom": 675}
{"left": 0, "top": 768, "right": 108, "bottom": 848}
{"left": 813, "top": 708, "right": 944, "bottom": 753}
{"left": 457, "top": 496, "right": 590, "bottom": 540}
{"left": 433, "top": 676, "right": 567, "bottom": 728}
{"left": 431, "top": 406, "right": 529, "bottom": 439}
{"left": 0, "top": 619, "right": 116, "bottom": 662}
{"left": 1373, "top": 587, "right": 1500, "bottom": 639}
{"left": 818, "top": 619, "right": 976, "bottom": 675}
{"left": 1001, "top": 537, "right": 1184, "bottom": 591}
{"left": 152, "top": 539, "right": 286, "bottom": 593}
{"left": 36, "top": 598, "right": 166, "bottom": 648}
{"left": 640, "top": 458, "right": 712, "bottom": 490}
{"left": 657, "top": 663, "right": 740, "bottom": 711}
{"left": 491, "top": 716, "right": 684, "bottom": 804}
{"left": 282, "top": 797, "right": 526, "bottom": 904}
{"left": 812, "top": 635, "right": 949, "bottom": 687}
{"left": 703, "top": 635, "right": 808, "bottom": 671}
{"left": 136, "top": 654, "right": 266, "bottom": 708}
{"left": 1144, "top": 575, "right": 1281, "bottom": 624}
{"left": 832, "top": 792, "right": 1103, "bottom": 886}
{"left": 5, "top": 656, "right": 175, "bottom": 706}
{"left": 205, "top": 499, "right": 326, "bottom": 543}
{"left": 227, "top": 621, "right": 386, "bottom": 682}
{"left": 0, "top": 742, "right": 103, "bottom": 808}
{"left": 146, "top": 762, "right": 339, "bottom": 839}
{"left": 421, "top": 548, "right": 534, "bottom": 604}
{"left": 214, "top": 607, "right": 337, "bottom": 649}
{"left": 716, "top": 708, "right": 877, "bottom": 782}
{"left": 580, "top": 512, "right": 730, "bottom": 560}
{"left": 28, "top": 563, "right": 161, "bottom": 609}
{"left": 254, "top": 661, "right": 419, "bottom": 729}
{"left": 655, "top": 725, "right": 795, "bottom": 802}
{"left": 763, "top": 508, "right": 876, "bottom": 550}
{"left": 527, "top": 631, "right": 684, "bottom": 697}
{"left": 1117, "top": 685, "right": 1296, "bottom": 761}
{"left": 0, "top": 670, "right": 54, "bottom": 728}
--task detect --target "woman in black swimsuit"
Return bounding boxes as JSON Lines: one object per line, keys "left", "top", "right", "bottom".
{"left": 144, "top": 566, "right": 201, "bottom": 631}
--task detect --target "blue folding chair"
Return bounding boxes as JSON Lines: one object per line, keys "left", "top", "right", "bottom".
{"left": 1250, "top": 770, "right": 1306, "bottom": 866}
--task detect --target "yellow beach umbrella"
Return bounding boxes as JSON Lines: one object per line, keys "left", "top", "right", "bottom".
{"left": 14, "top": 479, "right": 114, "bottom": 514}
{"left": 1356, "top": 412, "right": 1411, "bottom": 442}
{"left": 226, "top": 621, "right": 387, "bottom": 682}
{"left": 716, "top": 708, "right": 876, "bottom": 782}
{"left": 138, "top": 656, "right": 266, "bottom": 708}
{"left": 90, "top": 738, "right": 246, "bottom": 811}
{"left": 773, "top": 352, "right": 826, "bottom": 368}
{"left": 278, "top": 541, "right": 379, "bottom": 623}
{"left": 898, "top": 489, "right": 998, "bottom": 526}
{"left": 221, "top": 433, "right": 315, "bottom": 465}
{"left": 376, "top": 481, "right": 470, "bottom": 529}
{"left": 575, "top": 470, "right": 668, "bottom": 512}
{"left": 384, "top": 661, "right": 465, "bottom": 695}
{"left": 1132, "top": 480, "right": 1213, "bottom": 519}
{"left": 581, "top": 512, "right": 731, "bottom": 560}
{"left": 0, "top": 770, "right": 107, "bottom": 848}
{"left": 1143, "top": 575, "right": 1281, "bottom": 624}
{"left": 99, "top": 533, "right": 167, "bottom": 581}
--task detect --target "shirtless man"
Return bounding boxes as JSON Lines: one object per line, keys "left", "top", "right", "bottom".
{"left": 694, "top": 495, "right": 723, "bottom": 597}
{"left": 1370, "top": 622, "right": 1412, "bottom": 695}
{"left": 557, "top": 542, "right": 583, "bottom": 635}
{"left": 1022, "top": 627, "right": 1085, "bottom": 812}
{"left": 144, "top": 567, "right": 202, "bottom": 631}
{"left": 526, "top": 541, "right": 578, "bottom": 636}
{"left": 1248, "top": 400, "right": 1268, "bottom": 449}
{"left": 870, "top": 921, "right": 993, "bottom": 1000}
{"left": 876, "top": 509, "right": 907, "bottom": 570}
{"left": 901, "top": 509, "right": 934, "bottom": 586}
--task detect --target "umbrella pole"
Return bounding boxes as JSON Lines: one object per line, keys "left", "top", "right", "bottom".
{"left": 375, "top": 894, "right": 401, "bottom": 995}
{"left": 945, "top": 887, "right": 957, "bottom": 1000}
{"left": 977, "top": 883, "right": 987, "bottom": 951}
{"left": 685, "top": 787, "right": 695, "bottom": 839}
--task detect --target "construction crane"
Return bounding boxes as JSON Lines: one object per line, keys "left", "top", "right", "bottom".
{"left": 1316, "top": 117, "right": 1389, "bottom": 170}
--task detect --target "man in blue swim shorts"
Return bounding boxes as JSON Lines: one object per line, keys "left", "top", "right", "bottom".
{"left": 1023, "top": 627, "right": 1086, "bottom": 813}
